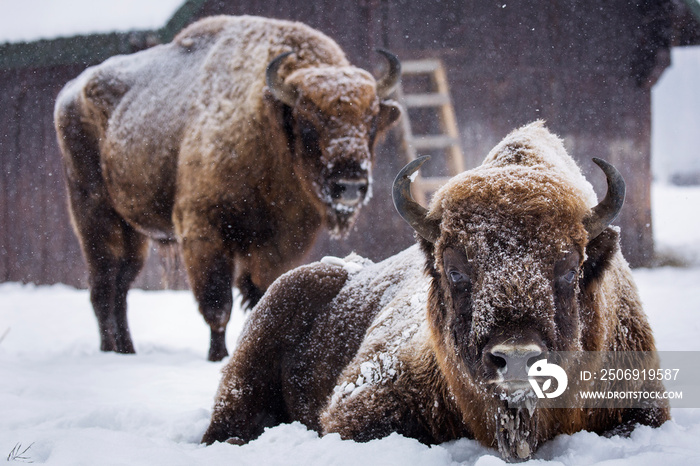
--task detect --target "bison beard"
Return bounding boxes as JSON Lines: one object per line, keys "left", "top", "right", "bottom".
{"left": 202, "top": 121, "right": 669, "bottom": 461}
{"left": 54, "top": 15, "right": 401, "bottom": 361}
{"left": 497, "top": 406, "right": 538, "bottom": 460}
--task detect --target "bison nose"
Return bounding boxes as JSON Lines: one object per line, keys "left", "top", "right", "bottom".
{"left": 330, "top": 178, "right": 369, "bottom": 207}
{"left": 484, "top": 344, "right": 545, "bottom": 382}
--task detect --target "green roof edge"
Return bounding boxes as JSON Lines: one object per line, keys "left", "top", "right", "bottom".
{"left": 683, "top": 0, "right": 700, "bottom": 24}
{"left": 159, "top": 0, "right": 208, "bottom": 42}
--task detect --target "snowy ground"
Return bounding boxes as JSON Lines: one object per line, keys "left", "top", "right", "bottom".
{"left": 1, "top": 184, "right": 700, "bottom": 466}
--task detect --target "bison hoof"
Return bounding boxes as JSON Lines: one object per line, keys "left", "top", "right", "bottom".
{"left": 114, "top": 344, "right": 136, "bottom": 354}
{"left": 115, "top": 337, "right": 136, "bottom": 354}
{"left": 100, "top": 340, "right": 116, "bottom": 352}
{"left": 208, "top": 347, "right": 229, "bottom": 362}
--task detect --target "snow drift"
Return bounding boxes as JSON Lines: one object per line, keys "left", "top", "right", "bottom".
{"left": 1, "top": 184, "right": 699, "bottom": 465}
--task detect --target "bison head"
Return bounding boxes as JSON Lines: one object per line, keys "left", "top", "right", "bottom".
{"left": 393, "top": 123, "right": 625, "bottom": 460}
{"left": 267, "top": 50, "right": 401, "bottom": 236}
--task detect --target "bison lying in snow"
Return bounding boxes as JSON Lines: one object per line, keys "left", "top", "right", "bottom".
{"left": 54, "top": 15, "right": 401, "bottom": 361}
{"left": 202, "top": 122, "right": 669, "bottom": 460}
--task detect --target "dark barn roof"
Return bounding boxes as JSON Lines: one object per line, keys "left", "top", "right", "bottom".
{"left": 1, "top": 0, "right": 699, "bottom": 288}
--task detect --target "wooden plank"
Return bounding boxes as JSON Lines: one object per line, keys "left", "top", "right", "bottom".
{"left": 35, "top": 80, "right": 48, "bottom": 284}
{"left": 0, "top": 70, "right": 18, "bottom": 281}
{"left": 433, "top": 65, "right": 465, "bottom": 174}
{"left": 396, "top": 87, "right": 418, "bottom": 162}
{"left": 400, "top": 59, "right": 442, "bottom": 74}
{"left": 41, "top": 71, "right": 64, "bottom": 284}
{"left": 397, "top": 58, "right": 466, "bottom": 204}
{"left": 402, "top": 92, "right": 450, "bottom": 107}
{"left": 409, "top": 135, "right": 460, "bottom": 150}
{"left": 415, "top": 176, "right": 452, "bottom": 191}
{"left": 2, "top": 73, "right": 25, "bottom": 283}
{"left": 17, "top": 69, "right": 46, "bottom": 283}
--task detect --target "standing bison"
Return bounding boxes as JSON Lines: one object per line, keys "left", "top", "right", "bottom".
{"left": 202, "top": 122, "right": 669, "bottom": 460}
{"left": 54, "top": 15, "right": 401, "bottom": 361}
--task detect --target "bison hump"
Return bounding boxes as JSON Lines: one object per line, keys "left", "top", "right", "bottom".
{"left": 82, "top": 69, "right": 130, "bottom": 119}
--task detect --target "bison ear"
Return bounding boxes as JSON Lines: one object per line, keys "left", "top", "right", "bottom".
{"left": 580, "top": 227, "right": 620, "bottom": 290}
{"left": 376, "top": 101, "right": 401, "bottom": 132}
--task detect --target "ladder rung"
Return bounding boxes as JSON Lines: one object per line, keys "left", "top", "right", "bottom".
{"left": 409, "top": 135, "right": 460, "bottom": 150}
{"left": 402, "top": 93, "right": 450, "bottom": 107}
{"left": 400, "top": 59, "right": 442, "bottom": 74}
{"left": 415, "top": 176, "right": 453, "bottom": 191}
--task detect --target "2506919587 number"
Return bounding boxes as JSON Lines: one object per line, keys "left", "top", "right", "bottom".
{"left": 599, "top": 368, "right": 680, "bottom": 381}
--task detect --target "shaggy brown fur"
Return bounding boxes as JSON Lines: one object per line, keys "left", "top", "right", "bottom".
{"left": 202, "top": 122, "right": 669, "bottom": 459}
{"left": 54, "top": 15, "right": 401, "bottom": 361}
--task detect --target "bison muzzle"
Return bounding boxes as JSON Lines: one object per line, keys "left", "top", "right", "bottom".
{"left": 54, "top": 15, "right": 401, "bottom": 361}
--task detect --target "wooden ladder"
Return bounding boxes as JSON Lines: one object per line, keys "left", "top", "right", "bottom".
{"left": 397, "top": 59, "right": 464, "bottom": 204}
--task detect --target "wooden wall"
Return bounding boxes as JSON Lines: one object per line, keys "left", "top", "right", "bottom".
{"left": 0, "top": 65, "right": 85, "bottom": 287}
{"left": 0, "top": 64, "right": 188, "bottom": 289}
{"left": 1, "top": 0, "right": 697, "bottom": 290}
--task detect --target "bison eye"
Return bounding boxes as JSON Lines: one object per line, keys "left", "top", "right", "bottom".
{"left": 562, "top": 269, "right": 577, "bottom": 284}
{"left": 298, "top": 121, "right": 320, "bottom": 153}
{"left": 449, "top": 270, "right": 468, "bottom": 285}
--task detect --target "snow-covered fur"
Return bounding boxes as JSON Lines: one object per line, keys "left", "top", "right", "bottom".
{"left": 202, "top": 122, "right": 669, "bottom": 460}
{"left": 53, "top": 15, "right": 401, "bottom": 361}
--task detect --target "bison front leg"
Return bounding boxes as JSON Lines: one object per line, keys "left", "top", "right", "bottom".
{"left": 202, "top": 352, "right": 286, "bottom": 445}
{"left": 181, "top": 237, "right": 234, "bottom": 361}
{"left": 320, "top": 377, "right": 433, "bottom": 444}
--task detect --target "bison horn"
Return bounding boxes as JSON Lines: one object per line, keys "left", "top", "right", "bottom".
{"left": 584, "top": 158, "right": 626, "bottom": 240}
{"left": 266, "top": 51, "right": 297, "bottom": 106}
{"left": 375, "top": 48, "right": 401, "bottom": 99}
{"left": 393, "top": 155, "right": 440, "bottom": 243}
